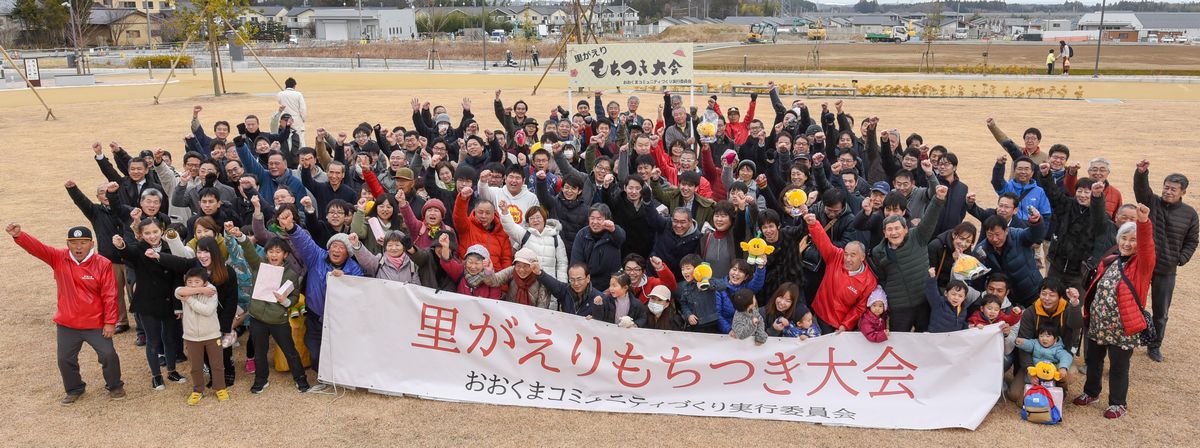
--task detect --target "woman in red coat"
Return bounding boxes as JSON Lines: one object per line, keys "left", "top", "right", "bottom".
{"left": 1074, "top": 204, "right": 1154, "bottom": 419}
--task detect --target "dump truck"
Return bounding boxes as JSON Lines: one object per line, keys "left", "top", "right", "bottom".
{"left": 866, "top": 25, "right": 912, "bottom": 43}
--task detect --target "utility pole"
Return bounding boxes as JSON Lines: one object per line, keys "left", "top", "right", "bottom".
{"left": 62, "top": 1, "right": 81, "bottom": 75}
{"left": 357, "top": 0, "right": 364, "bottom": 42}
{"left": 146, "top": 7, "right": 155, "bottom": 50}
{"left": 1093, "top": 0, "right": 1106, "bottom": 78}
{"left": 482, "top": 0, "right": 487, "bottom": 71}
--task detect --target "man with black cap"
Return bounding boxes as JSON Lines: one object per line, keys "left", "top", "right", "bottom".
{"left": 9, "top": 223, "right": 126, "bottom": 404}
{"left": 270, "top": 105, "right": 303, "bottom": 169}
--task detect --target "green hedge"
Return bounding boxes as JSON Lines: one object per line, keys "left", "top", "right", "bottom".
{"left": 129, "top": 55, "right": 193, "bottom": 69}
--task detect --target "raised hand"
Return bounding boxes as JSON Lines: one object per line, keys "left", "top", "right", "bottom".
{"left": 1091, "top": 180, "right": 1105, "bottom": 197}
{"left": 996, "top": 155, "right": 1007, "bottom": 165}
{"left": 91, "top": 142, "right": 103, "bottom": 156}
{"left": 935, "top": 185, "right": 948, "bottom": 200}
{"left": 1136, "top": 159, "right": 1149, "bottom": 173}
{"left": 966, "top": 192, "right": 977, "bottom": 204}
{"left": 803, "top": 213, "right": 818, "bottom": 226}
{"left": 193, "top": 105, "right": 203, "bottom": 116}
{"left": 64, "top": 180, "right": 76, "bottom": 189}
{"left": 348, "top": 232, "right": 360, "bottom": 248}
{"left": 1136, "top": 203, "right": 1150, "bottom": 222}
{"left": 5, "top": 223, "right": 20, "bottom": 237}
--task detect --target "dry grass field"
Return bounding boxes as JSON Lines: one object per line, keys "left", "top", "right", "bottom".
{"left": 1, "top": 70, "right": 1199, "bottom": 446}
{"left": 696, "top": 41, "right": 1200, "bottom": 74}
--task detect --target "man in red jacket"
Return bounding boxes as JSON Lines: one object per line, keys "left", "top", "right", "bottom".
{"left": 9, "top": 223, "right": 125, "bottom": 404}
{"left": 805, "top": 213, "right": 878, "bottom": 334}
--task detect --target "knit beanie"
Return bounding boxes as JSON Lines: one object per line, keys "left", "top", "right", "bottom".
{"left": 867, "top": 286, "right": 888, "bottom": 310}
{"left": 422, "top": 198, "right": 447, "bottom": 218}
{"left": 327, "top": 233, "right": 353, "bottom": 252}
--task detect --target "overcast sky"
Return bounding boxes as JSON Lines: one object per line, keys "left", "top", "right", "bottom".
{"left": 815, "top": 0, "right": 1196, "bottom": 4}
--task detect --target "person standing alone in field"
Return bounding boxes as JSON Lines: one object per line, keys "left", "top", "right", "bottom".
{"left": 1046, "top": 49, "right": 1056, "bottom": 75}
{"left": 9, "top": 223, "right": 125, "bottom": 405}
{"left": 277, "top": 77, "right": 308, "bottom": 144}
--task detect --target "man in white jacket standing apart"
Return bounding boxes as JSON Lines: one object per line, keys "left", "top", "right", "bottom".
{"left": 277, "top": 77, "right": 308, "bottom": 144}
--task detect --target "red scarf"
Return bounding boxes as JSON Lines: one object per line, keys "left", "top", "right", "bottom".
{"left": 513, "top": 273, "right": 538, "bottom": 306}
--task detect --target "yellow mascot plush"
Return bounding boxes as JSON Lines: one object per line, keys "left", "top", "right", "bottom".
{"left": 1027, "top": 361, "right": 1062, "bottom": 385}
{"left": 693, "top": 263, "right": 714, "bottom": 291}
{"left": 740, "top": 237, "right": 776, "bottom": 266}
{"left": 785, "top": 189, "right": 808, "bottom": 217}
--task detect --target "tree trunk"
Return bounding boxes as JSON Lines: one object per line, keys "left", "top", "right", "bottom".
{"left": 209, "top": 22, "right": 221, "bottom": 97}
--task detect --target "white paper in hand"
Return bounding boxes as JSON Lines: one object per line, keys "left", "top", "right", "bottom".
{"left": 368, "top": 217, "right": 386, "bottom": 242}
{"left": 252, "top": 263, "right": 285, "bottom": 302}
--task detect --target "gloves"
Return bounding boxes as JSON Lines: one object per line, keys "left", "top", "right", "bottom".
{"left": 232, "top": 135, "right": 246, "bottom": 147}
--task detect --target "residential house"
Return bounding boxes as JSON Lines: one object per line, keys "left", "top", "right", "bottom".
{"left": 312, "top": 7, "right": 417, "bottom": 42}
{"left": 286, "top": 7, "right": 318, "bottom": 38}
{"left": 87, "top": 7, "right": 162, "bottom": 45}
{"left": 847, "top": 14, "right": 901, "bottom": 35}
{"left": 240, "top": 5, "right": 288, "bottom": 25}
{"left": 94, "top": 0, "right": 175, "bottom": 14}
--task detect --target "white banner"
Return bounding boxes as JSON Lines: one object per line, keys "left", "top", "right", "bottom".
{"left": 320, "top": 276, "right": 1002, "bottom": 430}
{"left": 567, "top": 43, "right": 694, "bottom": 88}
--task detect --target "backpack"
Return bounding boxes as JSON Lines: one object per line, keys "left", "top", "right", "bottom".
{"left": 1021, "top": 384, "right": 1062, "bottom": 424}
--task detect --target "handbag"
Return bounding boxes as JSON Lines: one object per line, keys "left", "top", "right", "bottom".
{"left": 1114, "top": 258, "right": 1157, "bottom": 346}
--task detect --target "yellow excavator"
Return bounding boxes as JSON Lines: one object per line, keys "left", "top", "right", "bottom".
{"left": 807, "top": 21, "right": 827, "bottom": 40}
{"left": 745, "top": 23, "right": 778, "bottom": 44}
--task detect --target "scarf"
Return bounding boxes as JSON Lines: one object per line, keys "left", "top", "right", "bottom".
{"left": 513, "top": 273, "right": 538, "bottom": 306}
{"left": 384, "top": 253, "right": 406, "bottom": 269}
{"left": 465, "top": 271, "right": 487, "bottom": 289}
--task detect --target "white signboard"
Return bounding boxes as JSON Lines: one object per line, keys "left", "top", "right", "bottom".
{"left": 567, "top": 43, "right": 694, "bottom": 88}
{"left": 24, "top": 58, "right": 40, "bottom": 81}
{"left": 319, "top": 275, "right": 1003, "bottom": 430}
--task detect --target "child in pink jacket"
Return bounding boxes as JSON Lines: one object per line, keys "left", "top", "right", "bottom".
{"left": 438, "top": 241, "right": 503, "bottom": 300}
{"left": 859, "top": 286, "right": 890, "bottom": 342}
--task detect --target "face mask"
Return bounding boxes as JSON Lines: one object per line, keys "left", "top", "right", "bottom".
{"left": 647, "top": 302, "right": 665, "bottom": 316}
{"left": 562, "top": 149, "right": 575, "bottom": 159}
{"left": 792, "top": 107, "right": 804, "bottom": 117}
{"left": 438, "top": 123, "right": 449, "bottom": 133}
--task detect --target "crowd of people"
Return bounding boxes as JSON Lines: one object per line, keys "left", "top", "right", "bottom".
{"left": 12, "top": 76, "right": 1197, "bottom": 420}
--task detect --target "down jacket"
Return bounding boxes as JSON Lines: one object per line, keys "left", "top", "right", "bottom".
{"left": 974, "top": 217, "right": 1047, "bottom": 308}
{"left": 1084, "top": 218, "right": 1156, "bottom": 336}
{"left": 1134, "top": 169, "right": 1199, "bottom": 277}
{"left": 869, "top": 198, "right": 944, "bottom": 312}
{"left": 571, "top": 225, "right": 626, "bottom": 293}
{"left": 500, "top": 213, "right": 569, "bottom": 282}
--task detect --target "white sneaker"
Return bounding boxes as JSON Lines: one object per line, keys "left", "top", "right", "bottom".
{"left": 308, "top": 383, "right": 329, "bottom": 393}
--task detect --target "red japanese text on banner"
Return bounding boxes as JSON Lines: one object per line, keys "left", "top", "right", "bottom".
{"left": 319, "top": 275, "right": 1002, "bottom": 430}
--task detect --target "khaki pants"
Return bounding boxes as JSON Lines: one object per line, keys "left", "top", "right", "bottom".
{"left": 112, "top": 263, "right": 130, "bottom": 327}
{"left": 185, "top": 339, "right": 225, "bottom": 393}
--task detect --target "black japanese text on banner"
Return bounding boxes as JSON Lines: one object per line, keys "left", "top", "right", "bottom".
{"left": 566, "top": 43, "right": 694, "bottom": 89}
{"left": 319, "top": 275, "right": 1002, "bottom": 430}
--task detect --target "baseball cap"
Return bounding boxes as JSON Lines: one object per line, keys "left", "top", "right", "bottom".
{"left": 66, "top": 226, "right": 93, "bottom": 240}
{"left": 870, "top": 181, "right": 891, "bottom": 195}
{"left": 395, "top": 167, "right": 414, "bottom": 181}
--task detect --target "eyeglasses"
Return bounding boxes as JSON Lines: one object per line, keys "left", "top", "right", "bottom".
{"left": 568, "top": 277, "right": 588, "bottom": 284}
{"left": 623, "top": 266, "right": 643, "bottom": 273}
